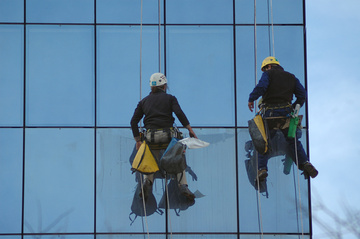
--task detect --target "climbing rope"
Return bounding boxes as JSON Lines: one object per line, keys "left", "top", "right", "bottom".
{"left": 138, "top": 0, "right": 151, "bottom": 238}
{"left": 269, "top": 0, "right": 276, "bottom": 57}
{"left": 253, "top": 0, "right": 265, "bottom": 238}
{"left": 158, "top": 0, "right": 161, "bottom": 73}
{"left": 164, "top": 176, "right": 173, "bottom": 239}
{"left": 293, "top": 133, "right": 305, "bottom": 238}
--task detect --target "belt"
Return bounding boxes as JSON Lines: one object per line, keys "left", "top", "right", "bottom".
{"left": 265, "top": 103, "right": 291, "bottom": 110}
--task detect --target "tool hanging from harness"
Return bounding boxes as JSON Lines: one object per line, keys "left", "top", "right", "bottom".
{"left": 248, "top": 103, "right": 302, "bottom": 155}
{"left": 131, "top": 141, "right": 159, "bottom": 174}
{"left": 248, "top": 107, "right": 268, "bottom": 154}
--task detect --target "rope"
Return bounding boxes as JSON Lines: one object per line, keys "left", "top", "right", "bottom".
{"left": 139, "top": 0, "right": 143, "bottom": 102}
{"left": 139, "top": 1, "right": 149, "bottom": 237}
{"left": 158, "top": 0, "right": 161, "bottom": 73}
{"left": 139, "top": 175, "right": 150, "bottom": 239}
{"left": 293, "top": 133, "right": 305, "bottom": 238}
{"left": 254, "top": 1, "right": 264, "bottom": 238}
{"left": 165, "top": 176, "right": 173, "bottom": 239}
{"left": 269, "top": 0, "right": 276, "bottom": 57}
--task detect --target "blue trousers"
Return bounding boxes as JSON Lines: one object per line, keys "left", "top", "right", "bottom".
{"left": 257, "top": 107, "right": 309, "bottom": 170}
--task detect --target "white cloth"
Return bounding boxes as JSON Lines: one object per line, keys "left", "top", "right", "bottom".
{"left": 179, "top": 137, "right": 210, "bottom": 149}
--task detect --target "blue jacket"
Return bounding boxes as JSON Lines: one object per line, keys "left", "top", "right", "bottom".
{"left": 248, "top": 66, "right": 306, "bottom": 108}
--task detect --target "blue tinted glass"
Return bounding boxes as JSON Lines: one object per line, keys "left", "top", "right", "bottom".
{"left": 272, "top": 0, "right": 303, "bottom": 24}
{"left": 97, "top": 26, "right": 163, "bottom": 126}
{"left": 26, "top": 0, "right": 93, "bottom": 23}
{"left": 167, "top": 26, "right": 234, "bottom": 127}
{"left": 0, "top": 0, "right": 23, "bottom": 22}
{"left": 167, "top": 0, "right": 233, "bottom": 24}
{"left": 26, "top": 25, "right": 94, "bottom": 126}
{"left": 24, "top": 236, "right": 93, "bottom": 239}
{"left": 255, "top": 26, "right": 307, "bottom": 124}
{"left": 0, "top": 25, "right": 24, "bottom": 126}
{"left": 236, "top": 26, "right": 256, "bottom": 126}
{"left": 96, "top": 236, "right": 167, "bottom": 239}
{"left": 0, "top": 129, "right": 23, "bottom": 233}
{"left": 238, "top": 128, "right": 309, "bottom": 233}
{"left": 96, "top": 128, "right": 165, "bottom": 232}
{"left": 97, "top": 0, "right": 162, "bottom": 24}
{"left": 171, "top": 128, "right": 237, "bottom": 232}
{"left": 0, "top": 236, "right": 22, "bottom": 239}
{"left": 24, "top": 128, "right": 94, "bottom": 233}
{"left": 97, "top": 128, "right": 237, "bottom": 233}
{"left": 235, "top": 0, "right": 303, "bottom": 24}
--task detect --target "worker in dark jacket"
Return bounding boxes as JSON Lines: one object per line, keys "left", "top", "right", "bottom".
{"left": 248, "top": 56, "right": 318, "bottom": 181}
{"left": 131, "top": 72, "right": 197, "bottom": 201}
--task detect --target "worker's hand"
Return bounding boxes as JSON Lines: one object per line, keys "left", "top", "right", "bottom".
{"left": 135, "top": 141, "right": 142, "bottom": 150}
{"left": 248, "top": 101, "right": 254, "bottom": 112}
{"left": 188, "top": 129, "right": 198, "bottom": 139}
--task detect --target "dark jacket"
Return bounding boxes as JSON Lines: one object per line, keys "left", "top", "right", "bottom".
{"left": 130, "top": 90, "right": 190, "bottom": 138}
{"left": 248, "top": 65, "right": 306, "bottom": 107}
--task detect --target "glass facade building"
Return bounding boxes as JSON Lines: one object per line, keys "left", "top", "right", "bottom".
{"left": 0, "top": 0, "right": 312, "bottom": 238}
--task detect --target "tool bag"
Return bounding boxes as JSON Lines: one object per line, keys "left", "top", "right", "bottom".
{"left": 248, "top": 114, "right": 268, "bottom": 154}
{"left": 131, "top": 141, "right": 159, "bottom": 174}
{"left": 158, "top": 179, "right": 195, "bottom": 215}
{"left": 159, "top": 138, "right": 187, "bottom": 174}
{"left": 129, "top": 183, "right": 163, "bottom": 225}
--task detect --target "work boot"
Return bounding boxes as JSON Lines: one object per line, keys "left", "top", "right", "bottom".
{"left": 139, "top": 179, "right": 153, "bottom": 201}
{"left": 257, "top": 169, "right": 268, "bottom": 182}
{"left": 179, "top": 184, "right": 195, "bottom": 201}
{"left": 302, "top": 162, "right": 318, "bottom": 178}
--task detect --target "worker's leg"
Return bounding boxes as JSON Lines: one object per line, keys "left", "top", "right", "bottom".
{"left": 177, "top": 170, "right": 195, "bottom": 201}
{"left": 284, "top": 128, "right": 318, "bottom": 178}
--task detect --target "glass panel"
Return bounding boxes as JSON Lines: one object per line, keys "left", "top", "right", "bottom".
{"left": 24, "top": 236, "right": 93, "bottom": 239}
{"left": 171, "top": 235, "right": 237, "bottom": 239}
{"left": 96, "top": 235, "right": 166, "bottom": 239}
{"left": 26, "top": 0, "right": 93, "bottom": 23}
{"left": 97, "top": 0, "right": 162, "bottom": 24}
{"left": 271, "top": 0, "right": 303, "bottom": 24}
{"left": 0, "top": 0, "right": 23, "bottom": 22}
{"left": 236, "top": 26, "right": 256, "bottom": 127}
{"left": 0, "top": 236, "right": 22, "bottom": 239}
{"left": 96, "top": 26, "right": 163, "bottom": 126}
{"left": 238, "top": 128, "right": 310, "bottom": 233}
{"left": 26, "top": 25, "right": 94, "bottom": 126}
{"left": 255, "top": 26, "right": 307, "bottom": 125}
{"left": 0, "top": 25, "right": 24, "bottom": 126}
{"left": 0, "top": 129, "right": 23, "bottom": 234}
{"left": 167, "top": 26, "right": 234, "bottom": 127}
{"left": 170, "top": 128, "right": 237, "bottom": 232}
{"left": 96, "top": 128, "right": 237, "bottom": 233}
{"left": 235, "top": 0, "right": 268, "bottom": 24}
{"left": 96, "top": 128, "right": 166, "bottom": 232}
{"left": 235, "top": 0, "right": 303, "bottom": 24}
{"left": 166, "top": 0, "right": 233, "bottom": 24}
{"left": 238, "top": 26, "right": 306, "bottom": 127}
{"left": 24, "top": 128, "right": 94, "bottom": 233}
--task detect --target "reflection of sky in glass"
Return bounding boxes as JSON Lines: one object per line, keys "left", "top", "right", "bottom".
{"left": 0, "top": 25, "right": 24, "bottom": 126}
{"left": 26, "top": 0, "right": 94, "bottom": 23}
{"left": 0, "top": 0, "right": 309, "bottom": 237}
{"left": 24, "top": 128, "right": 94, "bottom": 233}
{"left": 0, "top": 0, "right": 23, "bottom": 22}
{"left": 167, "top": 26, "right": 234, "bottom": 127}
{"left": 26, "top": 25, "right": 94, "bottom": 126}
{"left": 0, "top": 129, "right": 23, "bottom": 233}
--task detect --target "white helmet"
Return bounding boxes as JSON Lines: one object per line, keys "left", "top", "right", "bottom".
{"left": 149, "top": 72, "right": 167, "bottom": 86}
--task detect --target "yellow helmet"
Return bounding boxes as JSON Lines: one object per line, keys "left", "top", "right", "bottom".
{"left": 261, "top": 56, "right": 280, "bottom": 71}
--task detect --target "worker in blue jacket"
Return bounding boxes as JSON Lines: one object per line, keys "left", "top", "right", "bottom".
{"left": 248, "top": 56, "right": 318, "bottom": 181}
